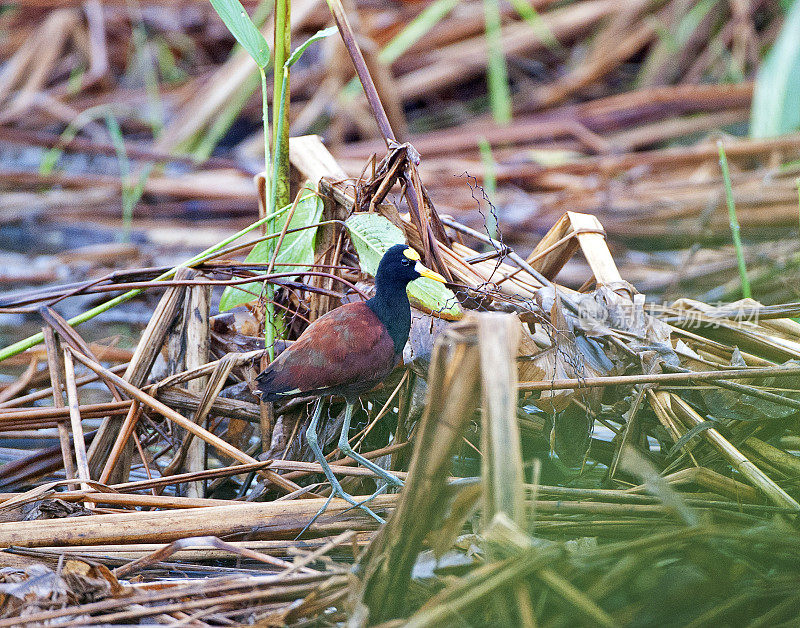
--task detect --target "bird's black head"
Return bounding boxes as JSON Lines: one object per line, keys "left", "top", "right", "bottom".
{"left": 369, "top": 244, "right": 447, "bottom": 355}
{"left": 375, "top": 244, "right": 446, "bottom": 289}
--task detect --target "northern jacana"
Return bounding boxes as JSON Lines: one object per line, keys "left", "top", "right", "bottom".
{"left": 256, "top": 244, "right": 447, "bottom": 520}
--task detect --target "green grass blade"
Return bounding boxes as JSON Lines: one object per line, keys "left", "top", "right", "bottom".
{"left": 380, "top": 0, "right": 458, "bottom": 64}
{"left": 268, "top": 0, "right": 291, "bottom": 360}
{"left": 191, "top": 0, "right": 272, "bottom": 158}
{"left": 717, "top": 141, "right": 751, "bottom": 299}
{"left": 750, "top": 0, "right": 800, "bottom": 137}
{"left": 208, "top": 0, "right": 270, "bottom": 68}
{"left": 506, "top": 0, "right": 560, "bottom": 50}
{"left": 103, "top": 111, "right": 135, "bottom": 241}
{"left": 271, "top": 0, "right": 291, "bottom": 208}
{"left": 482, "top": 0, "right": 512, "bottom": 125}
{"left": 40, "top": 104, "right": 111, "bottom": 175}
{"left": 339, "top": 0, "right": 458, "bottom": 100}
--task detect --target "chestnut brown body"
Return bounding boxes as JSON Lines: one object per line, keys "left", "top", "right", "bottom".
{"left": 256, "top": 301, "right": 398, "bottom": 402}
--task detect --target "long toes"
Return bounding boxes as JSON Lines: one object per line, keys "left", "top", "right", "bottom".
{"left": 330, "top": 487, "right": 385, "bottom": 524}
{"left": 329, "top": 486, "right": 359, "bottom": 506}
{"left": 352, "top": 503, "right": 384, "bottom": 525}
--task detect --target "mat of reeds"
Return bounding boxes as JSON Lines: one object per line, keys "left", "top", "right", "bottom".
{"left": 1, "top": 1, "right": 800, "bottom": 626}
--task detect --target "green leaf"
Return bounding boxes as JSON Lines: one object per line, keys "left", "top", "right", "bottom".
{"left": 219, "top": 193, "right": 323, "bottom": 312}
{"left": 750, "top": 0, "right": 800, "bottom": 137}
{"left": 345, "top": 213, "right": 463, "bottom": 320}
{"left": 346, "top": 213, "right": 404, "bottom": 275}
{"left": 285, "top": 26, "right": 338, "bottom": 68}
{"left": 218, "top": 277, "right": 260, "bottom": 313}
{"left": 208, "top": 0, "right": 270, "bottom": 68}
{"left": 271, "top": 193, "right": 324, "bottom": 272}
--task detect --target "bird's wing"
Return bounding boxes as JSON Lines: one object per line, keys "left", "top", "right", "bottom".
{"left": 256, "top": 302, "right": 396, "bottom": 399}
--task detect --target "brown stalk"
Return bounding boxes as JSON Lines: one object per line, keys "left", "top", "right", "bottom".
{"left": 113, "top": 535, "right": 321, "bottom": 579}
{"left": 161, "top": 355, "right": 237, "bottom": 480}
{"left": 41, "top": 325, "right": 76, "bottom": 487}
{"left": 62, "top": 348, "right": 92, "bottom": 494}
{"left": 479, "top": 313, "right": 524, "bottom": 527}
{"left": 98, "top": 401, "right": 142, "bottom": 485}
{"left": 0, "top": 494, "right": 397, "bottom": 548}
{"left": 184, "top": 269, "right": 211, "bottom": 496}
{"left": 88, "top": 266, "right": 193, "bottom": 478}
{"left": 668, "top": 394, "right": 800, "bottom": 510}
{"left": 0, "top": 364, "right": 128, "bottom": 409}
{"left": 520, "top": 363, "right": 800, "bottom": 391}
{"left": 0, "top": 355, "right": 37, "bottom": 403}
{"left": 39, "top": 306, "right": 123, "bottom": 401}
{"left": 325, "top": 0, "right": 451, "bottom": 275}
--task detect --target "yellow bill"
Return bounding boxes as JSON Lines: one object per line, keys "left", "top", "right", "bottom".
{"left": 414, "top": 261, "right": 447, "bottom": 283}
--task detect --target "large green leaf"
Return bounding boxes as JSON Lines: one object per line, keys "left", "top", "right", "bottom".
{"left": 269, "top": 193, "right": 325, "bottom": 273}
{"left": 345, "top": 213, "right": 463, "bottom": 320}
{"left": 750, "top": 0, "right": 800, "bottom": 137}
{"left": 219, "top": 193, "right": 323, "bottom": 312}
{"left": 208, "top": 0, "right": 270, "bottom": 68}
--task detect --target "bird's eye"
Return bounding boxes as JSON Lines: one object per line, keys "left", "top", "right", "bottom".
{"left": 401, "top": 259, "right": 411, "bottom": 266}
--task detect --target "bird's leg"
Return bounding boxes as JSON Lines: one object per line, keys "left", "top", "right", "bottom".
{"left": 302, "top": 399, "right": 384, "bottom": 532}
{"left": 338, "top": 401, "right": 404, "bottom": 488}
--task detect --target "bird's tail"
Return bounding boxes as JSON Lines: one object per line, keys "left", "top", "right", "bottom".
{"left": 255, "top": 367, "right": 293, "bottom": 402}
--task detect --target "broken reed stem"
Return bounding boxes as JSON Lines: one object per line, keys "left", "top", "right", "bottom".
{"left": 62, "top": 348, "right": 92, "bottom": 495}
{"left": 0, "top": 364, "right": 128, "bottom": 409}
{"left": 479, "top": 313, "right": 524, "bottom": 527}
{"left": 717, "top": 140, "right": 751, "bottom": 298}
{"left": 0, "top": 400, "right": 132, "bottom": 423}
{"left": 0, "top": 495, "right": 397, "bottom": 548}
{"left": 439, "top": 215, "right": 578, "bottom": 311}
{"left": 519, "top": 364, "right": 800, "bottom": 391}
{"left": 89, "top": 266, "right": 195, "bottom": 479}
{"left": 110, "top": 461, "right": 275, "bottom": 492}
{"left": 356, "top": 320, "right": 482, "bottom": 623}
{"left": 0, "top": 573, "right": 350, "bottom": 627}
{"left": 98, "top": 400, "right": 141, "bottom": 484}
{"left": 184, "top": 272, "right": 211, "bottom": 497}
{"left": 41, "top": 325, "right": 77, "bottom": 487}
{"left": 668, "top": 394, "right": 800, "bottom": 510}
{"left": 8, "top": 535, "right": 368, "bottom": 560}
{"left": 662, "top": 370, "right": 800, "bottom": 411}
